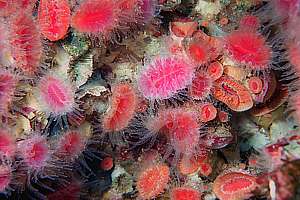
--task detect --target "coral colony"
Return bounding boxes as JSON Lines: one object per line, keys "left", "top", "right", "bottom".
{"left": 2, "top": 0, "right": 300, "bottom": 199}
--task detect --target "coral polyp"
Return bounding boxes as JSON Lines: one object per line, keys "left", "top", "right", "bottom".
{"left": 137, "top": 163, "right": 170, "bottom": 199}
{"left": 102, "top": 83, "right": 137, "bottom": 132}
{"left": 38, "top": 0, "right": 71, "bottom": 41}
{"left": 138, "top": 56, "right": 194, "bottom": 100}
{"left": 71, "top": 0, "right": 119, "bottom": 36}
{"left": 213, "top": 172, "right": 258, "bottom": 200}
{"left": 224, "top": 30, "right": 272, "bottom": 71}
{"left": 170, "top": 186, "right": 201, "bottom": 200}
{"left": 37, "top": 74, "right": 75, "bottom": 116}
{"left": 1, "top": 0, "right": 300, "bottom": 199}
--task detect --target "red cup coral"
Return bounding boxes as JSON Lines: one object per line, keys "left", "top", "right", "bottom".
{"left": 213, "top": 172, "right": 257, "bottom": 200}
{"left": 137, "top": 163, "right": 170, "bottom": 199}
{"left": 170, "top": 186, "right": 201, "bottom": 200}
{"left": 102, "top": 83, "right": 137, "bottom": 132}
{"left": 38, "top": 0, "right": 71, "bottom": 41}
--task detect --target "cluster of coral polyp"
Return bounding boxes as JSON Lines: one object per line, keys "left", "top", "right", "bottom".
{"left": 1, "top": 0, "right": 300, "bottom": 199}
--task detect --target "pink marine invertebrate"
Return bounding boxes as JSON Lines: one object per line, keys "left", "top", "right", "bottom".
{"left": 9, "top": 12, "right": 42, "bottom": 75}
{"left": 37, "top": 74, "right": 75, "bottom": 116}
{"left": 138, "top": 56, "right": 194, "bottom": 100}
{"left": 159, "top": 109, "right": 200, "bottom": 156}
{"left": 0, "top": 128, "right": 16, "bottom": 158}
{"left": 17, "top": 135, "right": 50, "bottom": 170}
{"left": 0, "top": 70, "right": 17, "bottom": 114}
{"left": 38, "top": 0, "right": 71, "bottom": 41}
{"left": 190, "top": 72, "right": 213, "bottom": 100}
{"left": 170, "top": 186, "right": 201, "bottom": 200}
{"left": 224, "top": 30, "right": 272, "bottom": 71}
{"left": 56, "top": 130, "right": 86, "bottom": 160}
{"left": 102, "top": 83, "right": 137, "bottom": 132}
{"left": 239, "top": 15, "right": 260, "bottom": 31}
{"left": 71, "top": 0, "right": 120, "bottom": 36}
{"left": 213, "top": 172, "right": 258, "bottom": 200}
{"left": 137, "top": 163, "right": 170, "bottom": 199}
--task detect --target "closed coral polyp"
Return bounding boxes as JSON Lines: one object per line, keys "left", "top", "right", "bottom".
{"left": 103, "top": 83, "right": 137, "bottom": 132}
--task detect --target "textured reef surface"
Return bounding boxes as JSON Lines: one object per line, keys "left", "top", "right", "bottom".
{"left": 1, "top": 0, "right": 300, "bottom": 199}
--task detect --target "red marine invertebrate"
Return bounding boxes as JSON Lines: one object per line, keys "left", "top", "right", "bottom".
{"left": 17, "top": 135, "right": 50, "bottom": 170}
{"left": 190, "top": 72, "right": 213, "bottom": 100}
{"left": 198, "top": 103, "right": 217, "bottom": 122}
{"left": 138, "top": 56, "right": 194, "bottom": 100}
{"left": 177, "top": 153, "right": 207, "bottom": 175}
{"left": 212, "top": 75, "right": 253, "bottom": 112}
{"left": 137, "top": 163, "right": 170, "bottom": 199}
{"left": 159, "top": 109, "right": 200, "bottom": 156}
{"left": 239, "top": 15, "right": 260, "bottom": 31}
{"left": 207, "top": 61, "right": 223, "bottom": 81}
{"left": 0, "top": 128, "right": 15, "bottom": 158}
{"left": 170, "top": 18, "right": 198, "bottom": 38}
{"left": 248, "top": 76, "right": 263, "bottom": 94}
{"left": 213, "top": 172, "right": 258, "bottom": 200}
{"left": 0, "top": 70, "right": 17, "bottom": 114}
{"left": 9, "top": 12, "right": 42, "bottom": 75}
{"left": 100, "top": 157, "right": 114, "bottom": 171}
{"left": 56, "top": 130, "right": 86, "bottom": 160}
{"left": 38, "top": 0, "right": 71, "bottom": 41}
{"left": 37, "top": 73, "right": 76, "bottom": 116}
{"left": 224, "top": 30, "right": 272, "bottom": 71}
{"left": 71, "top": 0, "right": 120, "bottom": 36}
{"left": 102, "top": 83, "right": 137, "bottom": 132}
{"left": 170, "top": 187, "right": 201, "bottom": 200}
{"left": 185, "top": 38, "right": 215, "bottom": 66}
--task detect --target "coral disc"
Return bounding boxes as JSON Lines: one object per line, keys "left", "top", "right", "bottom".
{"left": 100, "top": 157, "right": 114, "bottom": 171}
{"left": 38, "top": 75, "right": 75, "bottom": 115}
{"left": 207, "top": 61, "right": 223, "bottom": 81}
{"left": 137, "top": 164, "right": 170, "bottom": 199}
{"left": 161, "top": 109, "right": 200, "bottom": 154}
{"left": 248, "top": 76, "right": 263, "bottom": 94}
{"left": 239, "top": 15, "right": 260, "bottom": 31}
{"left": 9, "top": 12, "right": 42, "bottom": 75}
{"left": 138, "top": 56, "right": 194, "bottom": 100}
{"left": 71, "top": 0, "right": 119, "bottom": 35}
{"left": 19, "top": 136, "right": 49, "bottom": 169}
{"left": 38, "top": 0, "right": 71, "bottom": 41}
{"left": 170, "top": 187, "right": 201, "bottom": 200}
{"left": 0, "top": 165, "right": 11, "bottom": 192}
{"left": 190, "top": 72, "right": 213, "bottom": 100}
{"left": 102, "top": 83, "right": 137, "bottom": 132}
{"left": 213, "top": 172, "right": 257, "bottom": 200}
{"left": 198, "top": 103, "right": 217, "bottom": 122}
{"left": 57, "top": 131, "right": 84, "bottom": 158}
{"left": 225, "top": 30, "right": 271, "bottom": 70}
{"left": 212, "top": 75, "right": 253, "bottom": 112}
